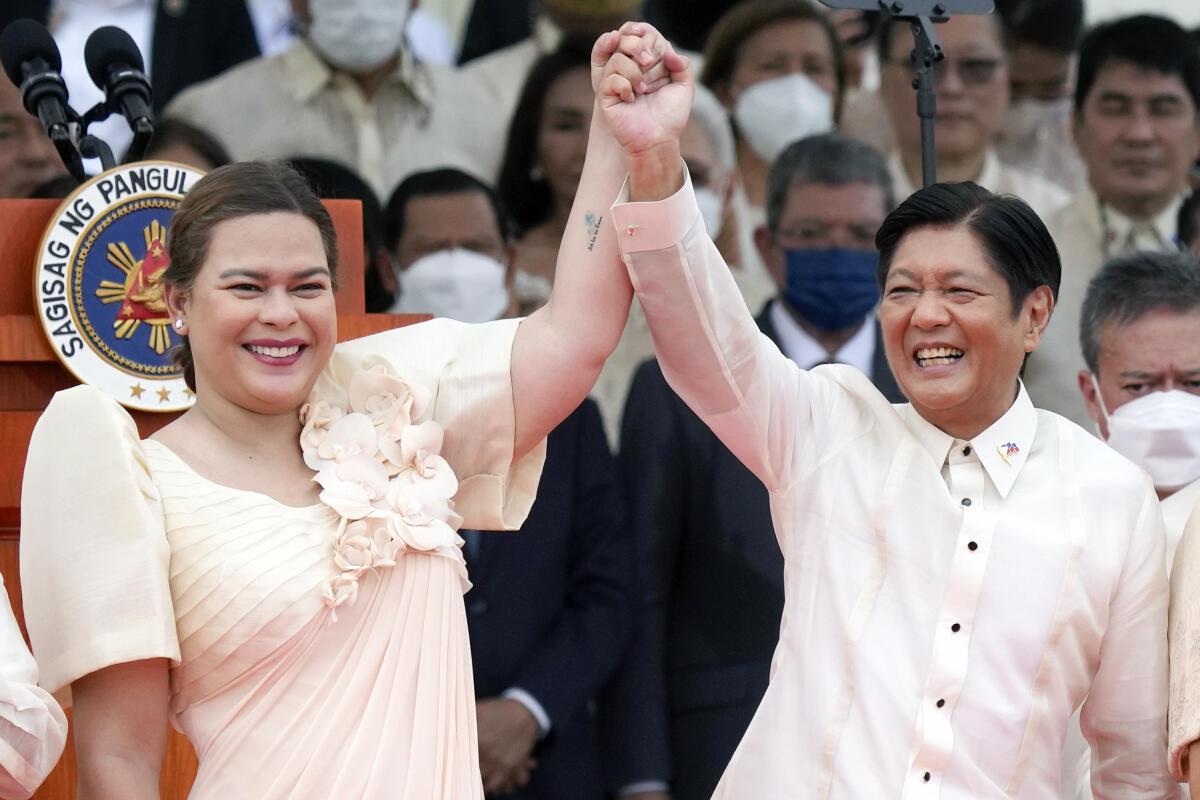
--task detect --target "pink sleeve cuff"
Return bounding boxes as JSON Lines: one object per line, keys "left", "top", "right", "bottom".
{"left": 610, "top": 164, "right": 701, "bottom": 255}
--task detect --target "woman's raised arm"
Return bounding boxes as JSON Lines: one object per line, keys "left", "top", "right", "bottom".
{"left": 509, "top": 28, "right": 685, "bottom": 458}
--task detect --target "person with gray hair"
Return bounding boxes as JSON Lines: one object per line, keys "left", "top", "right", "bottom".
{"left": 1058, "top": 251, "right": 1200, "bottom": 800}
{"left": 1077, "top": 251, "right": 1200, "bottom": 561}
{"left": 599, "top": 131, "right": 901, "bottom": 800}
{"left": 751, "top": 132, "right": 900, "bottom": 393}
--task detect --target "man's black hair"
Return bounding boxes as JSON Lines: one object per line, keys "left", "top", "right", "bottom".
{"left": 1075, "top": 14, "right": 1200, "bottom": 112}
{"left": 875, "top": 181, "right": 1061, "bottom": 316}
{"left": 994, "top": 0, "right": 1084, "bottom": 55}
{"left": 384, "top": 167, "right": 510, "bottom": 252}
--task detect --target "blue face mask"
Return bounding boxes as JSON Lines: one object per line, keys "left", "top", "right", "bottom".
{"left": 783, "top": 247, "right": 881, "bottom": 333}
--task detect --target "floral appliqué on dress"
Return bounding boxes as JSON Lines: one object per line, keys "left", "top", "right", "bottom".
{"left": 300, "top": 361, "right": 466, "bottom": 619}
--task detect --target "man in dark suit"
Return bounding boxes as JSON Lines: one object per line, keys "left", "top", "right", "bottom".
{"left": 603, "top": 133, "right": 902, "bottom": 800}
{"left": 383, "top": 166, "right": 634, "bottom": 799}
{"left": 2, "top": 0, "right": 259, "bottom": 112}
{"left": 467, "top": 398, "right": 631, "bottom": 799}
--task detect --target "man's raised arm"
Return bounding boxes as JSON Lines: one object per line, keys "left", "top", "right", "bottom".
{"left": 598, "top": 23, "right": 832, "bottom": 492}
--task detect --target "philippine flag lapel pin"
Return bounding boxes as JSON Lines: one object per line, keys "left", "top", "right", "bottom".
{"left": 997, "top": 442, "right": 1020, "bottom": 464}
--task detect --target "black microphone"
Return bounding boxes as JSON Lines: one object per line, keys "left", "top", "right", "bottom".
{"left": 84, "top": 25, "right": 153, "bottom": 151}
{"left": 0, "top": 18, "right": 74, "bottom": 145}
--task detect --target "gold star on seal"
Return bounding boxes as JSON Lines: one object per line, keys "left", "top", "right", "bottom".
{"left": 157, "top": 387, "right": 171, "bottom": 403}
{"left": 183, "top": 388, "right": 195, "bottom": 399}
{"left": 129, "top": 383, "right": 146, "bottom": 399}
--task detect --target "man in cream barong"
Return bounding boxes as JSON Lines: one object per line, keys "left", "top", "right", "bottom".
{"left": 588, "top": 22, "right": 1178, "bottom": 799}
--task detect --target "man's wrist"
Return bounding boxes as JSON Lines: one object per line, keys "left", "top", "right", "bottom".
{"left": 628, "top": 143, "right": 684, "bottom": 202}
{"left": 501, "top": 688, "right": 551, "bottom": 738}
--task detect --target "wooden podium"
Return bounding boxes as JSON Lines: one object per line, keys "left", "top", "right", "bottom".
{"left": 0, "top": 197, "right": 424, "bottom": 799}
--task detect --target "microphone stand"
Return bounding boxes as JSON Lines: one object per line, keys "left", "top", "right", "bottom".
{"left": 816, "top": 0, "right": 993, "bottom": 188}
{"left": 910, "top": 12, "right": 943, "bottom": 188}
{"left": 49, "top": 119, "right": 87, "bottom": 181}
{"left": 79, "top": 101, "right": 120, "bottom": 171}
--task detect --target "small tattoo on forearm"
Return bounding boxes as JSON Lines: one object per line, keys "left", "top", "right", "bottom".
{"left": 584, "top": 212, "right": 603, "bottom": 251}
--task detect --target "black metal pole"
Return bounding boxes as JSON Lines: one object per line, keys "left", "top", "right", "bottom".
{"left": 911, "top": 14, "right": 943, "bottom": 188}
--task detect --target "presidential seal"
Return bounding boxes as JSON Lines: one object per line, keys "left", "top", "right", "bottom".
{"left": 34, "top": 161, "right": 205, "bottom": 412}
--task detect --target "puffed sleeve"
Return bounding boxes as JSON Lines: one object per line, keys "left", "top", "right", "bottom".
{"left": 20, "top": 385, "right": 179, "bottom": 706}
{"left": 328, "top": 317, "right": 547, "bottom": 531}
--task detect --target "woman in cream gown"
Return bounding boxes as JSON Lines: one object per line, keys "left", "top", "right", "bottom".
{"left": 19, "top": 29, "right": 658, "bottom": 798}
{"left": 23, "top": 323, "right": 541, "bottom": 798}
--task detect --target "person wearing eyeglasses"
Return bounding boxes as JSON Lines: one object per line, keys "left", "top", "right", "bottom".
{"left": 875, "top": 13, "right": 1069, "bottom": 221}
{"left": 1023, "top": 15, "right": 1200, "bottom": 428}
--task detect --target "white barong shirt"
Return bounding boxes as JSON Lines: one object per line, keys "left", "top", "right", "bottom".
{"left": 610, "top": 171, "right": 1176, "bottom": 799}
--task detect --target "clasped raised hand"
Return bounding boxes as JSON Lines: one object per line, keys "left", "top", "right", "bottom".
{"left": 590, "top": 21, "right": 693, "bottom": 161}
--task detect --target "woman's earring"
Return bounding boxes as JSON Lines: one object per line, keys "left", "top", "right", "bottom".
{"left": 173, "top": 319, "right": 185, "bottom": 331}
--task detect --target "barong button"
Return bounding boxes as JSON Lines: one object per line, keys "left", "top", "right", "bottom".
{"left": 968, "top": 541, "right": 978, "bottom": 551}
{"left": 961, "top": 498, "right": 972, "bottom": 507}
{"left": 951, "top": 623, "right": 961, "bottom": 632}
{"left": 923, "top": 772, "right": 931, "bottom": 782}
{"left": 962, "top": 446, "right": 971, "bottom": 456}
{"left": 936, "top": 699, "right": 945, "bottom": 708}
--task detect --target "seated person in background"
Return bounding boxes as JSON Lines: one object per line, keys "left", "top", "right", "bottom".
{"left": 700, "top": 0, "right": 844, "bottom": 313}
{"left": 600, "top": 132, "right": 901, "bottom": 800}
{"left": 289, "top": 157, "right": 394, "bottom": 313}
{"left": 590, "top": 83, "right": 738, "bottom": 444}
{"left": 1078, "top": 251, "right": 1200, "bottom": 562}
{"left": 993, "top": 0, "right": 1087, "bottom": 192}
{"left": 1181, "top": 191, "right": 1200, "bottom": 255}
{"left": 167, "top": 0, "right": 503, "bottom": 199}
{"left": 875, "top": 11, "right": 1069, "bottom": 217}
{"left": 385, "top": 168, "right": 516, "bottom": 322}
{"left": 1025, "top": 15, "right": 1200, "bottom": 426}
{"left": 0, "top": 78, "right": 65, "bottom": 198}
{"left": 461, "top": 0, "right": 644, "bottom": 125}
{"left": 498, "top": 37, "right": 594, "bottom": 312}
{"left": 138, "top": 118, "right": 231, "bottom": 172}
{"left": 384, "top": 167, "right": 632, "bottom": 799}
{"left": 0, "top": 575, "right": 67, "bottom": 799}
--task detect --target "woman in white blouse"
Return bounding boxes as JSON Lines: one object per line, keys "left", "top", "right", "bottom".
{"left": 0, "top": 577, "right": 65, "bottom": 799}
{"left": 595, "top": 23, "right": 1177, "bottom": 798}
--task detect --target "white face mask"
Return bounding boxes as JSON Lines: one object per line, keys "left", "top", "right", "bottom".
{"left": 308, "top": 0, "right": 410, "bottom": 72}
{"left": 1000, "top": 97, "right": 1071, "bottom": 145}
{"left": 733, "top": 73, "right": 834, "bottom": 164}
{"left": 695, "top": 187, "right": 725, "bottom": 238}
{"left": 1093, "top": 376, "right": 1200, "bottom": 491}
{"left": 391, "top": 248, "right": 509, "bottom": 324}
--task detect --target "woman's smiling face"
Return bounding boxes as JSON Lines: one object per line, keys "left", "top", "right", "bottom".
{"left": 171, "top": 211, "right": 338, "bottom": 414}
